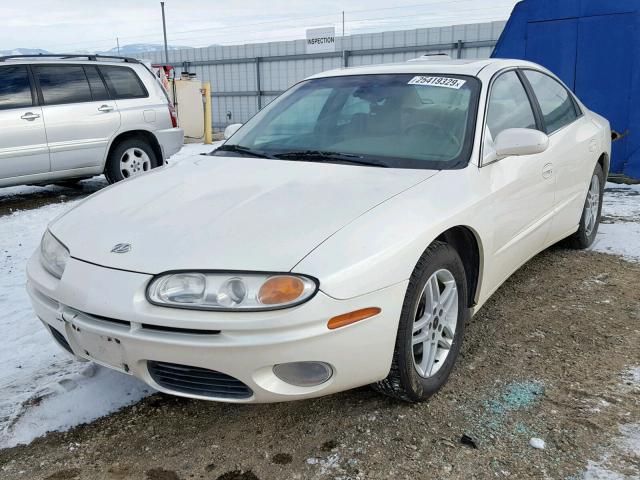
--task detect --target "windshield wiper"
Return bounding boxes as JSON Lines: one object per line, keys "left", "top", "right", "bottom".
{"left": 211, "top": 144, "right": 275, "bottom": 159}
{"left": 273, "top": 150, "right": 388, "bottom": 168}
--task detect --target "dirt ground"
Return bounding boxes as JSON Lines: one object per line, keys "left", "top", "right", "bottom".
{"left": 0, "top": 246, "right": 638, "bottom": 480}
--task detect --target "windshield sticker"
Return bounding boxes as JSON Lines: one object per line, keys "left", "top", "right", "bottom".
{"left": 408, "top": 76, "right": 466, "bottom": 89}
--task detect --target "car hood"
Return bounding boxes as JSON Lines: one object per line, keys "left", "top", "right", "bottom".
{"left": 50, "top": 155, "right": 438, "bottom": 274}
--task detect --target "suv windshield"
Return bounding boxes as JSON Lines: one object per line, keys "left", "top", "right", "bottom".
{"left": 218, "top": 74, "right": 480, "bottom": 169}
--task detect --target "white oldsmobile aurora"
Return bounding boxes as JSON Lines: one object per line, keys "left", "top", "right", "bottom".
{"left": 27, "top": 58, "right": 611, "bottom": 403}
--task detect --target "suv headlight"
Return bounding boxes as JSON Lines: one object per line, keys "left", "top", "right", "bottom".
{"left": 146, "top": 272, "right": 318, "bottom": 311}
{"left": 40, "top": 230, "right": 70, "bottom": 279}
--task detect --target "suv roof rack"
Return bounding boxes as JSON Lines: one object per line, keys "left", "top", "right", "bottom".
{"left": 0, "top": 54, "right": 142, "bottom": 63}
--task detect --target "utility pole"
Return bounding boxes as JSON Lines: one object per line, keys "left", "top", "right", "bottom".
{"left": 342, "top": 11, "right": 347, "bottom": 68}
{"left": 116, "top": 37, "right": 120, "bottom": 55}
{"left": 161, "top": 2, "right": 169, "bottom": 65}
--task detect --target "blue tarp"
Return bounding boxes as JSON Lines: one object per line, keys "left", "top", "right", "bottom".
{"left": 493, "top": 0, "right": 640, "bottom": 179}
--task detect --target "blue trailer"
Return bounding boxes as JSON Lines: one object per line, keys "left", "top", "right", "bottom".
{"left": 493, "top": 0, "right": 640, "bottom": 180}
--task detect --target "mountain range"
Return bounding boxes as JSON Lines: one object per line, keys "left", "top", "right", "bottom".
{"left": 0, "top": 44, "right": 192, "bottom": 57}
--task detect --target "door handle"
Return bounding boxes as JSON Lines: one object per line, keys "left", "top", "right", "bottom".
{"left": 20, "top": 112, "right": 40, "bottom": 121}
{"left": 98, "top": 105, "right": 114, "bottom": 113}
{"left": 542, "top": 163, "right": 554, "bottom": 179}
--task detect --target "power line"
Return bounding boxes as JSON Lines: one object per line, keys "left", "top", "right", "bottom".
{"left": 43, "top": 0, "right": 516, "bottom": 51}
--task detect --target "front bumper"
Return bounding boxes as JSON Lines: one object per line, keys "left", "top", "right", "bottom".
{"left": 27, "top": 254, "right": 406, "bottom": 403}
{"left": 155, "top": 127, "right": 184, "bottom": 160}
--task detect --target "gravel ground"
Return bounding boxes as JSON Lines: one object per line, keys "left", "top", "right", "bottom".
{"left": 0, "top": 248, "right": 638, "bottom": 480}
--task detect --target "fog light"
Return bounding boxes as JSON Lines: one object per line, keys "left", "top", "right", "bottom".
{"left": 273, "top": 361, "right": 333, "bottom": 387}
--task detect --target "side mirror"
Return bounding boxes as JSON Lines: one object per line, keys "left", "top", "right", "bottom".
{"left": 223, "top": 123, "right": 243, "bottom": 140}
{"left": 494, "top": 128, "right": 549, "bottom": 159}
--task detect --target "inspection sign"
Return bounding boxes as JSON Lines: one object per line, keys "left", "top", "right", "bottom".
{"left": 306, "top": 27, "right": 336, "bottom": 54}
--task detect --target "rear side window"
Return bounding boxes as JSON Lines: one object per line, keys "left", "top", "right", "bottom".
{"left": 487, "top": 71, "right": 537, "bottom": 138}
{"left": 34, "top": 65, "right": 92, "bottom": 105}
{"left": 84, "top": 66, "right": 110, "bottom": 101}
{"left": 0, "top": 66, "right": 33, "bottom": 110}
{"left": 99, "top": 66, "right": 147, "bottom": 99}
{"left": 524, "top": 70, "right": 578, "bottom": 134}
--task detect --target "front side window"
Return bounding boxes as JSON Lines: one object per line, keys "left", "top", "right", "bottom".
{"left": 0, "top": 66, "right": 33, "bottom": 110}
{"left": 99, "top": 66, "right": 147, "bottom": 99}
{"left": 34, "top": 65, "right": 92, "bottom": 105}
{"left": 221, "top": 74, "right": 481, "bottom": 170}
{"left": 486, "top": 71, "right": 536, "bottom": 139}
{"left": 524, "top": 70, "right": 578, "bottom": 134}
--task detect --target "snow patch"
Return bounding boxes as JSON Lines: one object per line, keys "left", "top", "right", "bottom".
{"left": 590, "top": 183, "right": 640, "bottom": 263}
{"left": 0, "top": 143, "right": 219, "bottom": 449}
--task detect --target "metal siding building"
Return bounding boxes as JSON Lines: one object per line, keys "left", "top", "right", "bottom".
{"left": 140, "top": 21, "right": 505, "bottom": 131}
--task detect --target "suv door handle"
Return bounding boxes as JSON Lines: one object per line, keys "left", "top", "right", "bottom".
{"left": 20, "top": 112, "right": 40, "bottom": 121}
{"left": 542, "top": 163, "right": 554, "bottom": 179}
{"left": 98, "top": 105, "right": 114, "bottom": 113}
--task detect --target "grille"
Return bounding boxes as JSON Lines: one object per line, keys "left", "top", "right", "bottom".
{"left": 49, "top": 326, "right": 74, "bottom": 355}
{"left": 141, "top": 324, "right": 221, "bottom": 335}
{"left": 82, "top": 311, "right": 220, "bottom": 335}
{"left": 147, "top": 361, "right": 253, "bottom": 399}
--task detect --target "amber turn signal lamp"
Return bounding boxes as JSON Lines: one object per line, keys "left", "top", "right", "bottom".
{"left": 258, "top": 276, "right": 305, "bottom": 305}
{"left": 327, "top": 307, "right": 382, "bottom": 330}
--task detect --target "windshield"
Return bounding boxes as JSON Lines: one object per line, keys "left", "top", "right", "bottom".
{"left": 219, "top": 74, "right": 480, "bottom": 169}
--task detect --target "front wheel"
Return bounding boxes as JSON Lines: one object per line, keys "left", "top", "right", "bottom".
{"left": 105, "top": 139, "right": 158, "bottom": 184}
{"left": 565, "top": 163, "right": 604, "bottom": 249}
{"left": 373, "top": 241, "right": 469, "bottom": 402}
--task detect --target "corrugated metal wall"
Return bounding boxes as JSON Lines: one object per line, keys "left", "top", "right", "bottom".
{"left": 141, "top": 21, "right": 505, "bottom": 131}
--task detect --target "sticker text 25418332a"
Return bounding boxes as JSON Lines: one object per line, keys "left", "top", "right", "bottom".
{"left": 408, "top": 76, "right": 466, "bottom": 89}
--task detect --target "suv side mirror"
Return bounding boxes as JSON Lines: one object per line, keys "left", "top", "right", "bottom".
{"left": 224, "top": 123, "right": 243, "bottom": 140}
{"left": 494, "top": 128, "right": 549, "bottom": 158}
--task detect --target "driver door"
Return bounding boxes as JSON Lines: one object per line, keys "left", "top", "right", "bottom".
{"left": 480, "top": 70, "right": 556, "bottom": 293}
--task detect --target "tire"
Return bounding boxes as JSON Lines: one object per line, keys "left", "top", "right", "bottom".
{"left": 105, "top": 138, "right": 158, "bottom": 184}
{"left": 373, "top": 241, "right": 469, "bottom": 402}
{"left": 565, "top": 163, "right": 604, "bottom": 249}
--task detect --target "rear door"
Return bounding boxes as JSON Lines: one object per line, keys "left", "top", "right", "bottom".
{"left": 98, "top": 65, "right": 151, "bottom": 130}
{"left": 0, "top": 65, "right": 50, "bottom": 179}
{"left": 33, "top": 64, "right": 121, "bottom": 172}
{"left": 522, "top": 69, "right": 599, "bottom": 241}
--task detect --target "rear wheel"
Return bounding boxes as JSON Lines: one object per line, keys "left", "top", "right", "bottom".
{"left": 105, "top": 138, "right": 158, "bottom": 184}
{"left": 565, "top": 163, "right": 604, "bottom": 249}
{"left": 373, "top": 241, "right": 469, "bottom": 402}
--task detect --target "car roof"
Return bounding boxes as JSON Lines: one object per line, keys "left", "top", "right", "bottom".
{"left": 307, "top": 58, "right": 542, "bottom": 80}
{"left": 0, "top": 54, "right": 144, "bottom": 68}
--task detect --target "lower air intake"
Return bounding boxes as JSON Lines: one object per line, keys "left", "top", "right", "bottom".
{"left": 49, "top": 326, "right": 74, "bottom": 355}
{"left": 147, "top": 361, "right": 253, "bottom": 399}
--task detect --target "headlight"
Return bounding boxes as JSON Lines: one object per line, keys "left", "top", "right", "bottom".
{"left": 147, "top": 272, "right": 318, "bottom": 311}
{"left": 40, "top": 230, "right": 70, "bottom": 279}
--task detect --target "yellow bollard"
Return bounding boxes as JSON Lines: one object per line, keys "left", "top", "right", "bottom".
{"left": 203, "top": 82, "right": 213, "bottom": 144}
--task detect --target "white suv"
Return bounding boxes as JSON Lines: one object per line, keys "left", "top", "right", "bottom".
{"left": 0, "top": 54, "right": 184, "bottom": 187}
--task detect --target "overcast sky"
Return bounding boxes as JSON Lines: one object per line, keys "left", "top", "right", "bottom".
{"left": 1, "top": 0, "right": 519, "bottom": 52}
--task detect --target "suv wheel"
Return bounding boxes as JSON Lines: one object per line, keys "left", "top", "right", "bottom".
{"left": 373, "top": 241, "right": 469, "bottom": 402}
{"left": 105, "top": 138, "right": 158, "bottom": 184}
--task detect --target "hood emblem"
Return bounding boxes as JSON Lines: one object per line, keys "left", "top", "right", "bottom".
{"left": 111, "top": 243, "right": 132, "bottom": 254}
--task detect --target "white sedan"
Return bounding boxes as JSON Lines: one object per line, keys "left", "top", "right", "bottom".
{"left": 27, "top": 58, "right": 610, "bottom": 403}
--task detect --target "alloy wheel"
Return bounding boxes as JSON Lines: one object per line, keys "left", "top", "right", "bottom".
{"left": 120, "top": 148, "right": 151, "bottom": 179}
{"left": 412, "top": 269, "right": 458, "bottom": 378}
{"left": 584, "top": 174, "right": 600, "bottom": 237}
